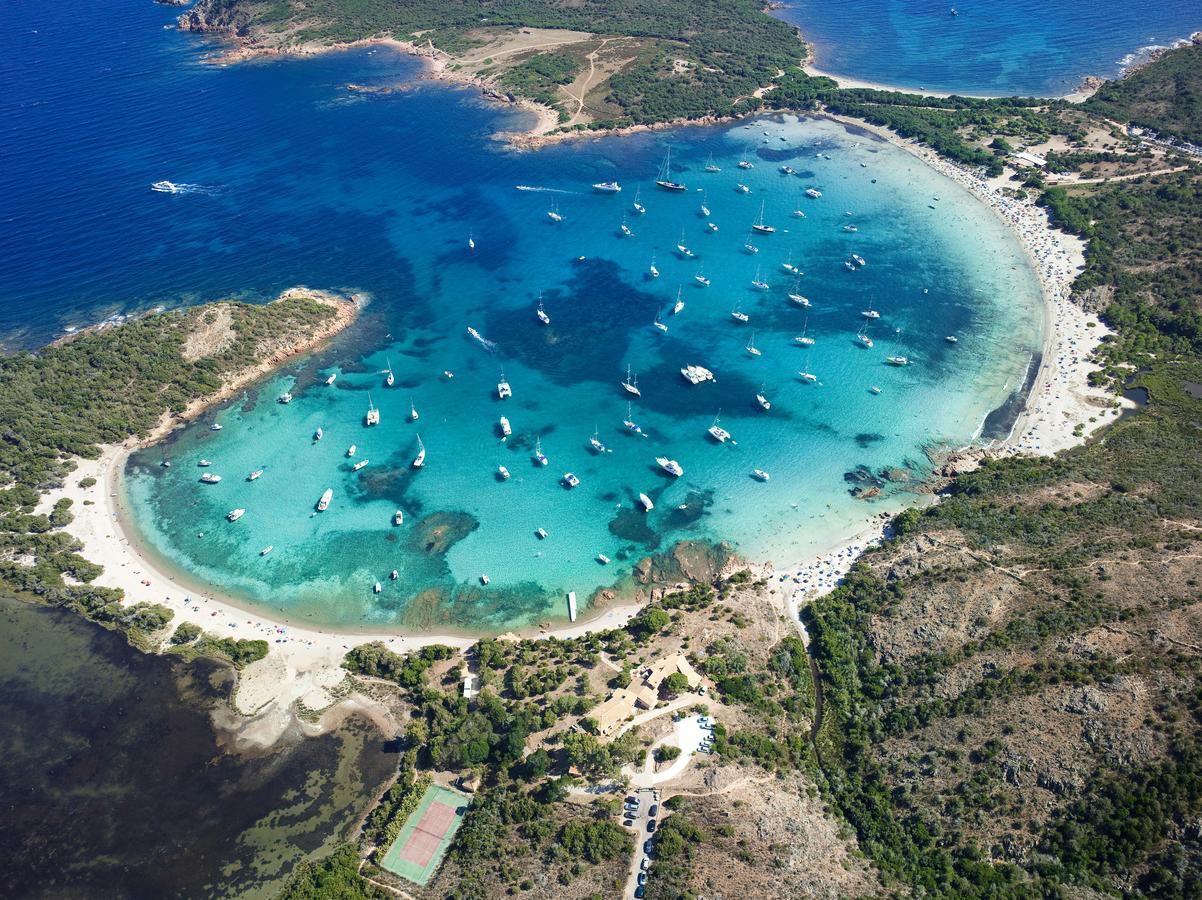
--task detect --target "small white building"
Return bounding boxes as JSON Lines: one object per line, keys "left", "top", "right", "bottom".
{"left": 1012, "top": 150, "right": 1047, "bottom": 168}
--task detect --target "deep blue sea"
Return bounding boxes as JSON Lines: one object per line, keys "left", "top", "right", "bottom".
{"left": 1, "top": 2, "right": 1058, "bottom": 632}
{"left": 777, "top": 0, "right": 1199, "bottom": 96}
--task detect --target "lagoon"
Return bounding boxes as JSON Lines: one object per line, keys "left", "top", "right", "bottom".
{"left": 5, "top": 2, "right": 1042, "bottom": 633}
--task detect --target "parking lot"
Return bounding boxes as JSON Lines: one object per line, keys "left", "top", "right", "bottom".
{"left": 621, "top": 715, "right": 716, "bottom": 896}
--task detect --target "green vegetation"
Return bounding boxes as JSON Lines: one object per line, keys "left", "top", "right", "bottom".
{"left": 195, "top": 635, "right": 270, "bottom": 667}
{"left": 499, "top": 51, "right": 581, "bottom": 116}
{"left": 278, "top": 844, "right": 385, "bottom": 900}
{"left": 1085, "top": 42, "right": 1202, "bottom": 144}
{"left": 188, "top": 0, "right": 806, "bottom": 127}
{"left": 363, "top": 762, "right": 431, "bottom": 850}
{"left": 795, "top": 77, "right": 1202, "bottom": 889}
{"left": 645, "top": 807, "right": 707, "bottom": 900}
{"left": 168, "top": 621, "right": 203, "bottom": 645}
{"left": 343, "top": 640, "right": 456, "bottom": 688}
{"left": 653, "top": 744, "right": 681, "bottom": 763}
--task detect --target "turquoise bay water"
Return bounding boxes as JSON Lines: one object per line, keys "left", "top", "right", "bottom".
{"left": 5, "top": 3, "right": 1041, "bottom": 632}
{"left": 124, "top": 114, "right": 1042, "bottom": 632}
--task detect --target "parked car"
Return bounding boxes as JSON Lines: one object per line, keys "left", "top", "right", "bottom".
{"left": 626, "top": 795, "right": 639, "bottom": 806}
{"left": 644, "top": 839, "right": 655, "bottom": 855}
{"left": 638, "top": 872, "right": 648, "bottom": 885}
{"left": 647, "top": 819, "right": 657, "bottom": 833}
{"left": 648, "top": 804, "right": 659, "bottom": 818}
{"left": 640, "top": 857, "right": 650, "bottom": 871}
{"left": 634, "top": 887, "right": 645, "bottom": 899}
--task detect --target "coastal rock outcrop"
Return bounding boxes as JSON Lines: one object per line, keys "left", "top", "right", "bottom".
{"left": 178, "top": 2, "right": 252, "bottom": 37}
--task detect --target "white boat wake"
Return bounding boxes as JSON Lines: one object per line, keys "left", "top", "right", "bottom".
{"left": 514, "top": 185, "right": 575, "bottom": 194}
{"left": 150, "top": 180, "right": 218, "bottom": 195}
{"left": 466, "top": 326, "right": 498, "bottom": 352}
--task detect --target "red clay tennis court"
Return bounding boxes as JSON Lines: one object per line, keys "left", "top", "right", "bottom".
{"left": 380, "top": 785, "right": 468, "bottom": 885}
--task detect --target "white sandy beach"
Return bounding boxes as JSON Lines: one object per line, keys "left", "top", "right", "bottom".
{"left": 769, "top": 110, "right": 1119, "bottom": 609}
{"left": 44, "top": 445, "right": 644, "bottom": 745}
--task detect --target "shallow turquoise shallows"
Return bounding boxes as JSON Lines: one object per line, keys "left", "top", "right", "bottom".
{"left": 123, "top": 111, "right": 1044, "bottom": 632}
{"left": 4, "top": 3, "right": 1049, "bottom": 632}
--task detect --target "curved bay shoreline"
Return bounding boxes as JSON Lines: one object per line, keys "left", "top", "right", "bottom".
{"left": 39, "top": 33, "right": 1120, "bottom": 746}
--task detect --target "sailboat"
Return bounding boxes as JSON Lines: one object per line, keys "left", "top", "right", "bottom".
{"left": 781, "top": 253, "right": 801, "bottom": 275}
{"left": 621, "top": 365, "right": 641, "bottom": 397}
{"left": 798, "top": 352, "right": 818, "bottom": 383}
{"left": 409, "top": 398, "right": 419, "bottom": 421}
{"left": 619, "top": 214, "right": 633, "bottom": 237}
{"left": 468, "top": 229, "right": 475, "bottom": 250}
{"left": 743, "top": 232, "right": 759, "bottom": 254}
{"left": 547, "top": 200, "right": 563, "bottom": 223}
{"left": 795, "top": 317, "right": 815, "bottom": 346}
{"left": 746, "top": 332, "right": 762, "bottom": 357}
{"left": 676, "top": 229, "right": 694, "bottom": 258}
{"left": 533, "top": 435, "right": 549, "bottom": 466}
{"left": 623, "top": 402, "right": 643, "bottom": 435}
{"left": 672, "top": 287, "right": 685, "bottom": 315}
{"left": 412, "top": 434, "right": 426, "bottom": 468}
{"left": 738, "top": 159, "right": 754, "bottom": 170}
{"left": 632, "top": 187, "right": 646, "bottom": 215}
{"left": 365, "top": 395, "right": 380, "bottom": 426}
{"left": 751, "top": 200, "right": 775, "bottom": 234}
{"left": 653, "top": 310, "right": 668, "bottom": 332}
{"left": 590, "top": 426, "right": 607, "bottom": 454}
{"left": 536, "top": 293, "right": 551, "bottom": 325}
{"left": 788, "top": 278, "right": 811, "bottom": 306}
{"left": 497, "top": 369, "right": 512, "bottom": 399}
{"left": 756, "top": 385, "right": 771, "bottom": 410}
{"left": 861, "top": 305, "right": 880, "bottom": 319}
{"left": 855, "top": 325, "right": 874, "bottom": 348}
{"left": 699, "top": 192, "right": 710, "bottom": 217}
{"left": 694, "top": 266, "right": 710, "bottom": 287}
{"left": 731, "top": 303, "right": 749, "bottom": 323}
{"left": 649, "top": 254, "right": 660, "bottom": 279}
{"left": 703, "top": 152, "right": 721, "bottom": 173}
{"left": 384, "top": 359, "right": 395, "bottom": 387}
{"left": 750, "top": 266, "right": 769, "bottom": 291}
{"left": 655, "top": 147, "right": 687, "bottom": 192}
